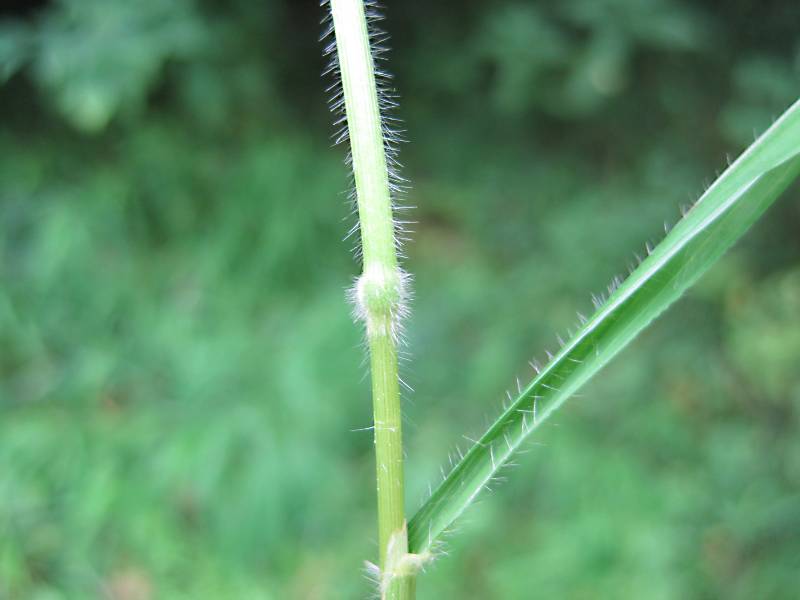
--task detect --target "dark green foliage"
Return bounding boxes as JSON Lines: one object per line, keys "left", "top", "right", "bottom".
{"left": 0, "top": 0, "right": 798, "bottom": 598}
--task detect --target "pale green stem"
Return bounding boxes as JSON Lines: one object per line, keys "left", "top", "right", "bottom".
{"left": 329, "top": 0, "right": 413, "bottom": 597}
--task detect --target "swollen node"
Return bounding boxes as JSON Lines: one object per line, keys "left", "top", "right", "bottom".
{"left": 351, "top": 264, "right": 409, "bottom": 337}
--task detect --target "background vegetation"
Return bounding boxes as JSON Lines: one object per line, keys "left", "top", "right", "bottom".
{"left": 1, "top": 0, "right": 799, "bottom": 598}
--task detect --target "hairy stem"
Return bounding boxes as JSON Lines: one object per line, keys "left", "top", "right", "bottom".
{"left": 329, "top": 0, "right": 412, "bottom": 596}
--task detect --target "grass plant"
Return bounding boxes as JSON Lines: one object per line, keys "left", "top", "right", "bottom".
{"left": 324, "top": 1, "right": 800, "bottom": 597}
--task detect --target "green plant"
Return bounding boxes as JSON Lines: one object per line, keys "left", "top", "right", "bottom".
{"left": 324, "top": 1, "right": 800, "bottom": 598}
{"left": 325, "top": 0, "right": 413, "bottom": 596}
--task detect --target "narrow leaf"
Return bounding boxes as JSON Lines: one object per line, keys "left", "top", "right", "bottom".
{"left": 408, "top": 98, "right": 800, "bottom": 555}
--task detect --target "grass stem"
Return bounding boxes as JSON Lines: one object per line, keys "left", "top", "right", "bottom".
{"left": 328, "top": 0, "right": 413, "bottom": 596}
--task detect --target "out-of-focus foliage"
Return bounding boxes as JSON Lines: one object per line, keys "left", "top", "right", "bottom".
{"left": 0, "top": 0, "right": 798, "bottom": 598}
{"left": 1, "top": 0, "right": 206, "bottom": 131}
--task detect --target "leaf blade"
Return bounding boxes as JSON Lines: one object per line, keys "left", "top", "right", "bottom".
{"left": 408, "top": 98, "right": 800, "bottom": 555}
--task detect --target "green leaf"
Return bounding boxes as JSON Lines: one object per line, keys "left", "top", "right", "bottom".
{"left": 408, "top": 97, "right": 800, "bottom": 555}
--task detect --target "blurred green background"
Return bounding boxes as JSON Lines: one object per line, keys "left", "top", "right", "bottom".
{"left": 1, "top": 0, "right": 799, "bottom": 598}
